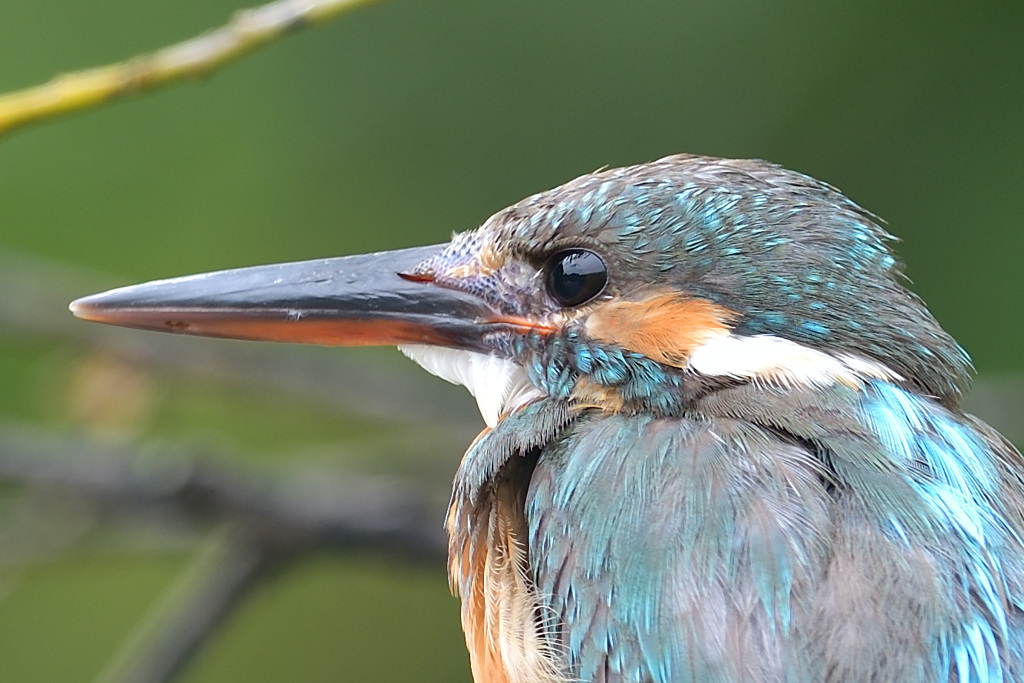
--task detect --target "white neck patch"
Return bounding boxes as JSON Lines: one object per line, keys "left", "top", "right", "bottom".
{"left": 398, "top": 345, "right": 544, "bottom": 428}
{"left": 687, "top": 333, "right": 902, "bottom": 388}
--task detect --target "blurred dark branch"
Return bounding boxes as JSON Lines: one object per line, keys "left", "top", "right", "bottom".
{"left": 93, "top": 529, "right": 267, "bottom": 683}
{"left": 0, "top": 0, "right": 381, "bottom": 137}
{"left": 0, "top": 421, "right": 448, "bottom": 683}
{"left": 0, "top": 422, "right": 449, "bottom": 560}
{"left": 139, "top": 536, "right": 264, "bottom": 683}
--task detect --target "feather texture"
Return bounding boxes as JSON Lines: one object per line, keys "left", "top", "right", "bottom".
{"left": 513, "top": 386, "right": 1024, "bottom": 682}
{"left": 448, "top": 406, "right": 572, "bottom": 682}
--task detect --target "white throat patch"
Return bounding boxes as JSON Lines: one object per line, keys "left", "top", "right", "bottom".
{"left": 398, "top": 345, "right": 544, "bottom": 428}
{"left": 686, "top": 333, "right": 902, "bottom": 388}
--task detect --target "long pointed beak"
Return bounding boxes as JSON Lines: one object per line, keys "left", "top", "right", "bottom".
{"left": 69, "top": 244, "right": 535, "bottom": 351}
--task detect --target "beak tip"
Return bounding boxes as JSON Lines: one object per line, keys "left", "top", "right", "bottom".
{"left": 68, "top": 296, "right": 88, "bottom": 319}
{"left": 69, "top": 293, "right": 106, "bottom": 321}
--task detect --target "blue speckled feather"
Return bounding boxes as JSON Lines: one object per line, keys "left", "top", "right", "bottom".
{"left": 508, "top": 382, "right": 1024, "bottom": 683}
{"left": 526, "top": 410, "right": 832, "bottom": 682}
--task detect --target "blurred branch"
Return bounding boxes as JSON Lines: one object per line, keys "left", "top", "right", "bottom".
{"left": 0, "top": 421, "right": 448, "bottom": 683}
{"left": 0, "top": 0, "right": 381, "bottom": 137}
{"left": 0, "top": 422, "right": 449, "bottom": 560}
{"left": 93, "top": 526, "right": 265, "bottom": 683}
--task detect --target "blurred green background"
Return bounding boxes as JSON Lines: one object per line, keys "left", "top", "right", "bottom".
{"left": 0, "top": 0, "right": 1022, "bottom": 680}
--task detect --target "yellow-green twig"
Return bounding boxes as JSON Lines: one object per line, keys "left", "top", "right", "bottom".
{"left": 0, "top": 0, "right": 381, "bottom": 137}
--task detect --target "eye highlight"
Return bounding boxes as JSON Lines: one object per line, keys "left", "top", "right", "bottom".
{"left": 545, "top": 249, "right": 608, "bottom": 307}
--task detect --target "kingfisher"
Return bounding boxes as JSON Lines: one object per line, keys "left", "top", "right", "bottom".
{"left": 71, "top": 155, "right": 1024, "bottom": 682}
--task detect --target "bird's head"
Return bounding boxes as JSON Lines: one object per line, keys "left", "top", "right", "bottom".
{"left": 71, "top": 155, "right": 971, "bottom": 426}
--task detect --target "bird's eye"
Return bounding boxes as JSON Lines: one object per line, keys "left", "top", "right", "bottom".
{"left": 545, "top": 249, "right": 608, "bottom": 307}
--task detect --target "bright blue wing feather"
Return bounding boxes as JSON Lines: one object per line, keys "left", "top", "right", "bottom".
{"left": 522, "top": 382, "right": 1024, "bottom": 682}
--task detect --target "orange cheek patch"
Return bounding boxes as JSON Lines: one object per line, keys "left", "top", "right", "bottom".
{"left": 584, "top": 292, "right": 736, "bottom": 368}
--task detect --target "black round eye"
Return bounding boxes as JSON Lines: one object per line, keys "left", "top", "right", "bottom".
{"left": 545, "top": 249, "right": 608, "bottom": 307}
